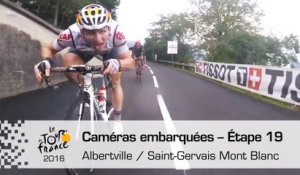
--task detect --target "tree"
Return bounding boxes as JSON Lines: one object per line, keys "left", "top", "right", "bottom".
{"left": 204, "top": 29, "right": 299, "bottom": 66}
{"left": 9, "top": 0, "right": 120, "bottom": 28}
{"left": 264, "top": 35, "right": 299, "bottom": 66}
{"left": 145, "top": 13, "right": 195, "bottom": 62}
{"left": 190, "top": 0, "right": 262, "bottom": 59}
{"left": 190, "top": 0, "right": 299, "bottom": 66}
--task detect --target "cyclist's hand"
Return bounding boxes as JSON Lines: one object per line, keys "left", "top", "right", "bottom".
{"left": 103, "top": 59, "right": 120, "bottom": 75}
{"left": 34, "top": 59, "right": 52, "bottom": 81}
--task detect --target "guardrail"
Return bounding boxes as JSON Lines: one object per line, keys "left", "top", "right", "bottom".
{"left": 155, "top": 60, "right": 195, "bottom": 72}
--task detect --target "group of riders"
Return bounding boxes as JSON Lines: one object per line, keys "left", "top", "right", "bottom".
{"left": 34, "top": 4, "right": 145, "bottom": 133}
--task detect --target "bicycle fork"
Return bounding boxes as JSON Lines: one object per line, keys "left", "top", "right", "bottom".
{"left": 75, "top": 73, "right": 97, "bottom": 137}
{"left": 96, "top": 77, "right": 111, "bottom": 122}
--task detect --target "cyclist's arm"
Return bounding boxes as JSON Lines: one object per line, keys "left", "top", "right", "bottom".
{"left": 42, "top": 28, "right": 74, "bottom": 60}
{"left": 131, "top": 48, "right": 135, "bottom": 59}
{"left": 41, "top": 42, "right": 58, "bottom": 60}
{"left": 112, "top": 25, "right": 135, "bottom": 71}
{"left": 117, "top": 50, "right": 135, "bottom": 71}
{"left": 34, "top": 42, "right": 57, "bottom": 81}
{"left": 141, "top": 47, "right": 145, "bottom": 63}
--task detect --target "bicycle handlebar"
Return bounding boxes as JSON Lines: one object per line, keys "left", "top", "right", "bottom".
{"left": 50, "top": 65, "right": 103, "bottom": 73}
{"left": 41, "top": 65, "right": 104, "bottom": 87}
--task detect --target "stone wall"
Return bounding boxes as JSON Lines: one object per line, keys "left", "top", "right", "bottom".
{"left": 0, "top": 0, "right": 66, "bottom": 98}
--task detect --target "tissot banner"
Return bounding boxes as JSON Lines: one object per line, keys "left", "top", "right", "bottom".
{"left": 195, "top": 61, "right": 300, "bottom": 105}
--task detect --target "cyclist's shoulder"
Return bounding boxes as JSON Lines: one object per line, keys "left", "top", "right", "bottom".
{"left": 110, "top": 20, "right": 127, "bottom": 47}
{"left": 54, "top": 23, "right": 88, "bottom": 50}
{"left": 68, "top": 23, "right": 80, "bottom": 32}
{"left": 109, "top": 20, "right": 119, "bottom": 32}
{"left": 134, "top": 46, "right": 143, "bottom": 51}
{"left": 67, "top": 24, "right": 82, "bottom": 39}
{"left": 57, "top": 24, "right": 80, "bottom": 42}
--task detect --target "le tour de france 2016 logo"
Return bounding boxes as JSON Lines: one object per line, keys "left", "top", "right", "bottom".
{"left": 38, "top": 126, "right": 71, "bottom": 154}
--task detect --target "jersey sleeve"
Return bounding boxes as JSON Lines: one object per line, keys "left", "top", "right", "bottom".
{"left": 52, "top": 29, "right": 74, "bottom": 51}
{"left": 113, "top": 25, "right": 127, "bottom": 47}
{"left": 112, "top": 25, "right": 129, "bottom": 56}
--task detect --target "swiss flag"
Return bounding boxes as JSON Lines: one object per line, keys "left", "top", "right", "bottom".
{"left": 248, "top": 67, "right": 262, "bottom": 90}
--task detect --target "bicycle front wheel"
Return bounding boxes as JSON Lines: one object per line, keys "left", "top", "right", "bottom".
{"left": 65, "top": 93, "right": 99, "bottom": 175}
{"left": 65, "top": 92, "right": 101, "bottom": 121}
{"left": 65, "top": 168, "right": 94, "bottom": 175}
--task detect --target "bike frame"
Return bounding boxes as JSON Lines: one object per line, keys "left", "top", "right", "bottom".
{"left": 80, "top": 72, "right": 111, "bottom": 122}
{"left": 44, "top": 65, "right": 113, "bottom": 175}
{"left": 47, "top": 65, "right": 113, "bottom": 134}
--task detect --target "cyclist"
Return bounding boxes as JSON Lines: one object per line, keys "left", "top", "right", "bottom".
{"left": 33, "top": 4, "right": 134, "bottom": 133}
{"left": 132, "top": 40, "right": 144, "bottom": 79}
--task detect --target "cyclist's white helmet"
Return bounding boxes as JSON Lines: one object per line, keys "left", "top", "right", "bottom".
{"left": 76, "top": 4, "right": 112, "bottom": 30}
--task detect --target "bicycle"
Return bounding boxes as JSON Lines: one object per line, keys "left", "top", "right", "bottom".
{"left": 47, "top": 64, "right": 114, "bottom": 121}
{"left": 41, "top": 64, "right": 114, "bottom": 175}
{"left": 135, "top": 58, "right": 143, "bottom": 83}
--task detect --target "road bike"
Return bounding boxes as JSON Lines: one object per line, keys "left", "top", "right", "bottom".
{"left": 42, "top": 64, "right": 114, "bottom": 175}
{"left": 47, "top": 65, "right": 114, "bottom": 122}
{"left": 135, "top": 58, "right": 143, "bottom": 83}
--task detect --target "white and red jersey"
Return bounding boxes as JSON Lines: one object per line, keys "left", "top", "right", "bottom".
{"left": 52, "top": 20, "right": 127, "bottom": 55}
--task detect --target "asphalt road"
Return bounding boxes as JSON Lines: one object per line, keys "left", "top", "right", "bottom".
{"left": 1, "top": 61, "right": 299, "bottom": 175}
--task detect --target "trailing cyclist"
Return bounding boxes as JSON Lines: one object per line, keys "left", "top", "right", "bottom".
{"left": 132, "top": 40, "right": 144, "bottom": 79}
{"left": 33, "top": 4, "right": 135, "bottom": 133}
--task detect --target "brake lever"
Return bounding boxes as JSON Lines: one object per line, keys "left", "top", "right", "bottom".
{"left": 40, "top": 74, "right": 53, "bottom": 88}
{"left": 106, "top": 75, "right": 114, "bottom": 90}
{"left": 39, "top": 75, "right": 44, "bottom": 87}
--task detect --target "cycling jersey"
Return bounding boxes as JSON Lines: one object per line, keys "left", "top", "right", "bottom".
{"left": 52, "top": 20, "right": 128, "bottom": 57}
{"left": 132, "top": 46, "right": 143, "bottom": 59}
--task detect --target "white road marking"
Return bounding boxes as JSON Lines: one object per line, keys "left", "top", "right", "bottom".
{"left": 148, "top": 65, "right": 189, "bottom": 169}
{"left": 157, "top": 95, "right": 190, "bottom": 170}
{"left": 146, "top": 65, "right": 154, "bottom": 75}
{"left": 149, "top": 69, "right": 154, "bottom": 75}
{"left": 153, "top": 76, "right": 159, "bottom": 88}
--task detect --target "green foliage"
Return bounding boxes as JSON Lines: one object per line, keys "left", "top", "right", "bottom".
{"left": 145, "top": 13, "right": 194, "bottom": 62}
{"left": 145, "top": 0, "right": 299, "bottom": 67}
{"left": 9, "top": 0, "right": 120, "bottom": 28}
{"left": 192, "top": 0, "right": 263, "bottom": 61}
{"left": 191, "top": 0, "right": 299, "bottom": 66}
